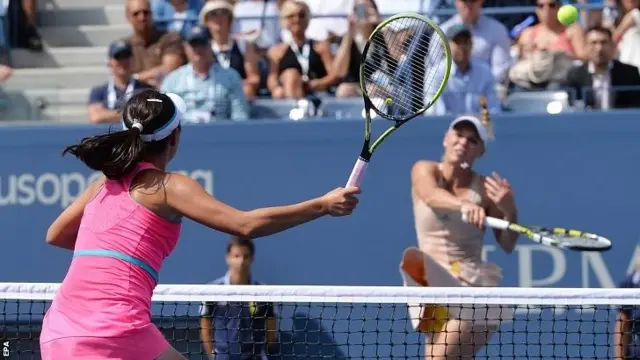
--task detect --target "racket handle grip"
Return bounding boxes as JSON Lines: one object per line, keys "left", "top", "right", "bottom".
{"left": 461, "top": 214, "right": 510, "bottom": 230}
{"left": 346, "top": 158, "right": 368, "bottom": 188}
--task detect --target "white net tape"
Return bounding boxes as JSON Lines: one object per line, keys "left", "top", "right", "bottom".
{"left": 2, "top": 284, "right": 640, "bottom": 359}
{"left": 1, "top": 283, "right": 639, "bottom": 304}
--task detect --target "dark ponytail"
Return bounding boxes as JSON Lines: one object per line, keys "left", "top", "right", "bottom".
{"left": 63, "top": 127, "right": 145, "bottom": 179}
{"left": 63, "top": 89, "right": 178, "bottom": 179}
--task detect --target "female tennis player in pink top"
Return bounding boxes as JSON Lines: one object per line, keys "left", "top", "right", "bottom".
{"left": 39, "top": 89, "right": 360, "bottom": 360}
{"left": 403, "top": 105, "right": 519, "bottom": 360}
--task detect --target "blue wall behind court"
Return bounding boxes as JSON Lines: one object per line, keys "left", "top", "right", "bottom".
{"left": 1, "top": 112, "right": 640, "bottom": 290}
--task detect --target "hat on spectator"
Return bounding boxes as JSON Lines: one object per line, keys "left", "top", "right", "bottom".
{"left": 445, "top": 24, "right": 472, "bottom": 40}
{"left": 199, "top": 0, "right": 234, "bottom": 24}
{"left": 108, "top": 40, "right": 132, "bottom": 58}
{"left": 181, "top": 25, "right": 211, "bottom": 44}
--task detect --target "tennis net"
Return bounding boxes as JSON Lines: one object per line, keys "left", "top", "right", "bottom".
{"left": 1, "top": 283, "right": 639, "bottom": 359}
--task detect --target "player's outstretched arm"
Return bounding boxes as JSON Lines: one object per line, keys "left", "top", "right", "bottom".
{"left": 412, "top": 160, "right": 466, "bottom": 211}
{"left": 166, "top": 173, "right": 360, "bottom": 239}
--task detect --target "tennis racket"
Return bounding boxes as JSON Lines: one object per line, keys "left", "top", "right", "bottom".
{"left": 345, "top": 12, "right": 452, "bottom": 188}
{"left": 476, "top": 216, "right": 612, "bottom": 251}
{"left": 463, "top": 100, "right": 611, "bottom": 251}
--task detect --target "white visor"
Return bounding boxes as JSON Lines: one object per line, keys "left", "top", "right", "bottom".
{"left": 448, "top": 115, "right": 489, "bottom": 145}
{"left": 122, "top": 92, "right": 186, "bottom": 142}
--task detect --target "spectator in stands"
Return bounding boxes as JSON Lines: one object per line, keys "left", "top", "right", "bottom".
{"left": 564, "top": 26, "right": 640, "bottom": 110}
{"left": 124, "top": 0, "right": 187, "bottom": 88}
{"left": 200, "top": 0, "right": 262, "bottom": 100}
{"left": 199, "top": 237, "right": 278, "bottom": 360}
{"left": 427, "top": 25, "right": 501, "bottom": 116}
{"left": 161, "top": 25, "right": 250, "bottom": 122}
{"left": 614, "top": 253, "right": 640, "bottom": 359}
{"left": 439, "top": 0, "right": 512, "bottom": 84}
{"left": 613, "top": 0, "right": 640, "bottom": 71}
{"left": 517, "top": 0, "right": 588, "bottom": 60}
{"left": 151, "top": 0, "right": 203, "bottom": 34}
{"left": 508, "top": 0, "right": 585, "bottom": 90}
{"left": 332, "top": 0, "right": 380, "bottom": 98}
{"left": 577, "top": 0, "right": 608, "bottom": 28}
{"left": 87, "top": 40, "right": 154, "bottom": 124}
{"left": 16, "top": 0, "right": 42, "bottom": 51}
{"left": 266, "top": 0, "right": 338, "bottom": 99}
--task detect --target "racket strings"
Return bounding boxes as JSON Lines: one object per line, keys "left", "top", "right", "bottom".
{"left": 362, "top": 16, "right": 447, "bottom": 119}
{"left": 365, "top": 27, "right": 433, "bottom": 112}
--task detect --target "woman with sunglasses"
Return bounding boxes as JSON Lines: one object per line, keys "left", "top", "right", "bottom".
{"left": 518, "top": 0, "right": 588, "bottom": 60}
{"left": 266, "top": 0, "right": 339, "bottom": 99}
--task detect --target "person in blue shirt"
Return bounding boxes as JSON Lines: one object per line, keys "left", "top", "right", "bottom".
{"left": 199, "top": 237, "right": 278, "bottom": 360}
{"left": 151, "top": 0, "right": 203, "bottom": 34}
{"left": 439, "top": 0, "right": 512, "bottom": 83}
{"left": 161, "top": 25, "right": 251, "bottom": 122}
{"left": 616, "top": 261, "right": 640, "bottom": 359}
{"left": 427, "top": 24, "right": 502, "bottom": 116}
{"left": 87, "top": 40, "right": 153, "bottom": 124}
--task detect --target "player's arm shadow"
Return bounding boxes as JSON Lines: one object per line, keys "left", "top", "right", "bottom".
{"left": 271, "top": 312, "right": 347, "bottom": 360}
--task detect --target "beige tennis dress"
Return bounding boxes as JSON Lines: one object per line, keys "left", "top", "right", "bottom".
{"left": 401, "top": 166, "right": 510, "bottom": 333}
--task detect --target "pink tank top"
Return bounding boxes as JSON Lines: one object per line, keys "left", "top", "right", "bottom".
{"left": 41, "top": 162, "right": 181, "bottom": 341}
{"left": 527, "top": 25, "right": 575, "bottom": 55}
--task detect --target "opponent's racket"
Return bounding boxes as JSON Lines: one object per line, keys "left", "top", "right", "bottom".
{"left": 464, "top": 99, "right": 611, "bottom": 251}
{"left": 345, "top": 13, "right": 452, "bottom": 188}
{"left": 478, "top": 216, "right": 612, "bottom": 251}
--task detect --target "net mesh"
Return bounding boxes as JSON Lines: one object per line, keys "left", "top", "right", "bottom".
{"left": 363, "top": 16, "right": 448, "bottom": 119}
{"left": 1, "top": 284, "right": 638, "bottom": 359}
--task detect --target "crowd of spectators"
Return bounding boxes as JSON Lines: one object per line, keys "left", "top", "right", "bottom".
{"left": 76, "top": 0, "right": 640, "bottom": 122}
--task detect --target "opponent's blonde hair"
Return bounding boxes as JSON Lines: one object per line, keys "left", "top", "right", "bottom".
{"left": 479, "top": 96, "right": 494, "bottom": 141}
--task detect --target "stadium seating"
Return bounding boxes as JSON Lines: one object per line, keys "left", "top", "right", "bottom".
{"left": 2, "top": 0, "right": 122, "bottom": 122}
{"left": 503, "top": 90, "right": 573, "bottom": 114}
{"left": 0, "top": 0, "right": 638, "bottom": 123}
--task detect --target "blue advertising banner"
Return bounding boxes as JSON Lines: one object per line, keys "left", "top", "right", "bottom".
{"left": 1, "top": 112, "right": 639, "bottom": 358}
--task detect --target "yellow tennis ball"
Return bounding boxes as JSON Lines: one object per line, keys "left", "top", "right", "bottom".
{"left": 557, "top": 4, "right": 579, "bottom": 26}
{"left": 385, "top": 97, "right": 393, "bottom": 106}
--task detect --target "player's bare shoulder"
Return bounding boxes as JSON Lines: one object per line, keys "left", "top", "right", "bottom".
{"left": 411, "top": 160, "right": 440, "bottom": 185}
{"left": 411, "top": 160, "right": 438, "bottom": 172}
{"left": 165, "top": 171, "right": 202, "bottom": 194}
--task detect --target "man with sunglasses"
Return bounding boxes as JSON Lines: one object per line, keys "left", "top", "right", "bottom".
{"left": 87, "top": 40, "right": 154, "bottom": 124}
{"left": 123, "top": 0, "right": 187, "bottom": 88}
{"left": 439, "top": 0, "right": 512, "bottom": 84}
